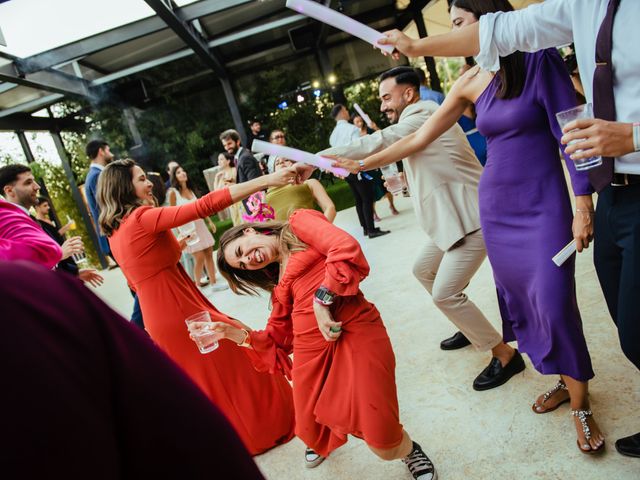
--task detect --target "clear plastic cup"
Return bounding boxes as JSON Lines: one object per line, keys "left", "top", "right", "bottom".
{"left": 555, "top": 103, "right": 603, "bottom": 171}
{"left": 178, "top": 222, "right": 200, "bottom": 246}
{"left": 185, "top": 311, "right": 219, "bottom": 354}
{"left": 380, "top": 163, "right": 407, "bottom": 195}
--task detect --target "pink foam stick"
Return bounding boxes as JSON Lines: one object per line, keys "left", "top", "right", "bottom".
{"left": 353, "top": 103, "right": 373, "bottom": 128}
{"left": 251, "top": 140, "right": 349, "bottom": 177}
{"left": 286, "top": 0, "right": 395, "bottom": 54}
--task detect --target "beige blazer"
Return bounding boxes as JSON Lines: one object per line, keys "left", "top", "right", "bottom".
{"left": 321, "top": 101, "right": 483, "bottom": 251}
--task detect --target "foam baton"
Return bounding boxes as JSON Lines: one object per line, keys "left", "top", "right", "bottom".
{"left": 285, "top": 0, "right": 395, "bottom": 54}
{"left": 353, "top": 103, "right": 373, "bottom": 128}
{"left": 251, "top": 140, "right": 350, "bottom": 177}
{"left": 552, "top": 240, "right": 577, "bottom": 267}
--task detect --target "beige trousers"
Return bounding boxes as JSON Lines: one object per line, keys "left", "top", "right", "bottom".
{"left": 412, "top": 229, "right": 502, "bottom": 351}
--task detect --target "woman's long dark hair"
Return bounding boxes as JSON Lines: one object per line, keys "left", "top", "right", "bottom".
{"left": 170, "top": 164, "right": 198, "bottom": 196}
{"left": 449, "top": 0, "right": 525, "bottom": 99}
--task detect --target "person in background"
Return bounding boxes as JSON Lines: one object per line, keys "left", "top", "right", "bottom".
{"left": 164, "top": 160, "right": 179, "bottom": 190}
{"left": 146, "top": 171, "right": 167, "bottom": 207}
{"left": 266, "top": 157, "right": 336, "bottom": 222}
{"left": 415, "top": 68, "right": 445, "bottom": 105}
{"left": 329, "top": 104, "right": 389, "bottom": 239}
{"left": 214, "top": 152, "right": 243, "bottom": 226}
{"left": 220, "top": 129, "right": 263, "bottom": 213}
{"left": 0, "top": 261, "right": 266, "bottom": 480}
{"left": 216, "top": 210, "right": 437, "bottom": 479}
{"left": 98, "top": 159, "right": 299, "bottom": 455}
{"left": 34, "top": 196, "right": 103, "bottom": 288}
{"left": 266, "top": 129, "right": 287, "bottom": 173}
{"left": 248, "top": 119, "right": 269, "bottom": 146}
{"left": 352, "top": 114, "right": 400, "bottom": 219}
{"left": 84, "top": 139, "right": 114, "bottom": 261}
{"left": 168, "top": 165, "right": 224, "bottom": 291}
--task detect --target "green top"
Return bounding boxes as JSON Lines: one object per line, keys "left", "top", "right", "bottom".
{"left": 266, "top": 183, "right": 316, "bottom": 221}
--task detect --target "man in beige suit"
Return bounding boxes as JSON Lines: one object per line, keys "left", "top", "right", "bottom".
{"left": 324, "top": 67, "right": 523, "bottom": 391}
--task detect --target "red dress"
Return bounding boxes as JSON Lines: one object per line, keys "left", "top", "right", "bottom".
{"left": 245, "top": 209, "right": 404, "bottom": 457}
{"left": 109, "top": 188, "right": 295, "bottom": 455}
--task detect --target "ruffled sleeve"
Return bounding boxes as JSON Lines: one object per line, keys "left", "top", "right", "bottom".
{"left": 0, "top": 201, "right": 62, "bottom": 269}
{"left": 242, "top": 292, "right": 294, "bottom": 380}
{"left": 288, "top": 209, "right": 369, "bottom": 296}
{"left": 534, "top": 49, "right": 594, "bottom": 196}
{"left": 136, "top": 188, "right": 233, "bottom": 233}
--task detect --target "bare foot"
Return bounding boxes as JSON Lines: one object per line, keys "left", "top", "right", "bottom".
{"left": 572, "top": 409, "right": 605, "bottom": 453}
{"left": 532, "top": 379, "right": 570, "bottom": 413}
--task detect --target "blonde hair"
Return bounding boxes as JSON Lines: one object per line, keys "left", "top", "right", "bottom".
{"left": 97, "top": 158, "right": 145, "bottom": 236}
{"left": 217, "top": 221, "right": 306, "bottom": 295}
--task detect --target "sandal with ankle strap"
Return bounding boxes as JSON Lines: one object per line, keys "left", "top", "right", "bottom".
{"left": 571, "top": 409, "right": 605, "bottom": 454}
{"left": 531, "top": 379, "right": 569, "bottom": 414}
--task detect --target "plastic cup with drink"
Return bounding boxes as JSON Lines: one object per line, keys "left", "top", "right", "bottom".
{"left": 66, "top": 215, "right": 77, "bottom": 231}
{"left": 178, "top": 222, "right": 200, "bottom": 246}
{"left": 185, "top": 311, "right": 219, "bottom": 354}
{"left": 380, "top": 163, "right": 407, "bottom": 195}
{"left": 555, "top": 103, "right": 603, "bottom": 171}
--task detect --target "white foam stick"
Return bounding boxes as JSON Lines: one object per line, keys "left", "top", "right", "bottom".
{"left": 286, "top": 0, "right": 395, "bottom": 54}
{"left": 552, "top": 240, "right": 577, "bottom": 267}
{"left": 353, "top": 103, "right": 373, "bottom": 128}
{"left": 251, "top": 140, "right": 349, "bottom": 177}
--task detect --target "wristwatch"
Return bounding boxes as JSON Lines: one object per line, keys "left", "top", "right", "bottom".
{"left": 314, "top": 286, "right": 336, "bottom": 306}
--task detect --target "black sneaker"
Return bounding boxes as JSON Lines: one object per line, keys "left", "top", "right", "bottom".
{"left": 402, "top": 442, "right": 437, "bottom": 480}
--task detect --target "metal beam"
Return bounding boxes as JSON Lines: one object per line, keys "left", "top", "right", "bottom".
{"left": 143, "top": 0, "right": 226, "bottom": 77}
{"left": 0, "top": 94, "right": 64, "bottom": 119}
{"left": 50, "top": 131, "right": 108, "bottom": 270}
{"left": 19, "top": 0, "right": 252, "bottom": 73}
{"left": 0, "top": 62, "right": 91, "bottom": 98}
{"left": 0, "top": 82, "right": 17, "bottom": 94}
{"left": 410, "top": 0, "right": 441, "bottom": 92}
{"left": 0, "top": 114, "right": 86, "bottom": 132}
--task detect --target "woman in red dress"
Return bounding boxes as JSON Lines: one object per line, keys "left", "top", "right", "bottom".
{"left": 97, "top": 159, "right": 297, "bottom": 455}
{"left": 215, "top": 209, "right": 437, "bottom": 480}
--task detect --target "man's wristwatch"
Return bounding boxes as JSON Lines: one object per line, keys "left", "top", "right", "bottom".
{"left": 314, "top": 286, "right": 336, "bottom": 306}
{"left": 357, "top": 160, "right": 366, "bottom": 172}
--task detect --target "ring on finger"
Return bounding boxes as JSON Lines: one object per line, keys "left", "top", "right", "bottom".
{"left": 329, "top": 326, "right": 342, "bottom": 333}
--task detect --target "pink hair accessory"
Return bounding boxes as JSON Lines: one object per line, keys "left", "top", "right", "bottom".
{"left": 241, "top": 192, "right": 275, "bottom": 223}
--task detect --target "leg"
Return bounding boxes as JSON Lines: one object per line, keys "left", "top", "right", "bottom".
{"left": 130, "top": 293, "right": 145, "bottom": 331}
{"left": 385, "top": 191, "right": 399, "bottom": 215}
{"left": 202, "top": 246, "right": 217, "bottom": 284}
{"left": 358, "top": 178, "right": 376, "bottom": 234}
{"left": 373, "top": 203, "right": 381, "bottom": 222}
{"left": 369, "top": 431, "right": 437, "bottom": 480}
{"left": 346, "top": 176, "right": 366, "bottom": 232}
{"left": 368, "top": 430, "right": 412, "bottom": 460}
{"left": 192, "top": 250, "right": 206, "bottom": 286}
{"left": 563, "top": 375, "right": 605, "bottom": 452}
{"left": 417, "top": 231, "right": 504, "bottom": 353}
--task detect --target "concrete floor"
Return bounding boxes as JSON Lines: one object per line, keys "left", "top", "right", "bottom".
{"left": 95, "top": 196, "right": 639, "bottom": 480}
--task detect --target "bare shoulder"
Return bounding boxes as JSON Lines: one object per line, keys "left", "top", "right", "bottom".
{"left": 453, "top": 65, "right": 493, "bottom": 100}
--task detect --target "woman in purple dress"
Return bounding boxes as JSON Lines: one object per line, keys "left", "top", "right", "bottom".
{"left": 333, "top": 0, "right": 604, "bottom": 454}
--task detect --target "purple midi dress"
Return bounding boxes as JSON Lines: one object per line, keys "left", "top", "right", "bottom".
{"left": 475, "top": 49, "right": 594, "bottom": 381}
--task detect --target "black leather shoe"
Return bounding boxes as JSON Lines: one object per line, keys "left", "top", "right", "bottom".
{"left": 367, "top": 228, "right": 390, "bottom": 239}
{"left": 473, "top": 349, "right": 525, "bottom": 391}
{"left": 440, "top": 331, "right": 471, "bottom": 350}
{"left": 615, "top": 432, "right": 640, "bottom": 458}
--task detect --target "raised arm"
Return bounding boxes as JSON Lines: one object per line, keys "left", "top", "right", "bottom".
{"left": 306, "top": 179, "right": 336, "bottom": 223}
{"left": 289, "top": 209, "right": 369, "bottom": 296}
{"left": 0, "top": 203, "right": 62, "bottom": 268}
{"left": 332, "top": 82, "right": 470, "bottom": 173}
{"left": 137, "top": 168, "right": 300, "bottom": 233}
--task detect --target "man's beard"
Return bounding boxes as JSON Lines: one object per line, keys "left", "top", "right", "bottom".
{"left": 17, "top": 191, "right": 36, "bottom": 209}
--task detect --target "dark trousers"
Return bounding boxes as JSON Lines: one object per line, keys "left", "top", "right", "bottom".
{"left": 130, "top": 291, "right": 145, "bottom": 332}
{"left": 593, "top": 183, "right": 640, "bottom": 371}
{"left": 346, "top": 174, "right": 375, "bottom": 234}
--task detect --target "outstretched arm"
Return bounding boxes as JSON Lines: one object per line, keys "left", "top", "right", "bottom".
{"left": 332, "top": 82, "right": 470, "bottom": 173}
{"left": 306, "top": 179, "right": 336, "bottom": 223}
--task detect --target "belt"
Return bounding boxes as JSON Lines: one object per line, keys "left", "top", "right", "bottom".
{"left": 611, "top": 173, "right": 640, "bottom": 187}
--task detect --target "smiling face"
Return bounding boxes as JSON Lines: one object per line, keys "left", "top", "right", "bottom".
{"left": 450, "top": 5, "right": 478, "bottom": 30}
{"left": 222, "top": 137, "right": 240, "bottom": 155}
{"left": 218, "top": 154, "right": 230, "bottom": 168}
{"left": 274, "top": 157, "right": 294, "bottom": 171}
{"left": 223, "top": 228, "right": 280, "bottom": 271}
{"left": 379, "top": 77, "right": 417, "bottom": 124}
{"left": 131, "top": 165, "right": 154, "bottom": 203}
{"left": 353, "top": 115, "right": 365, "bottom": 129}
{"left": 175, "top": 166, "right": 188, "bottom": 184}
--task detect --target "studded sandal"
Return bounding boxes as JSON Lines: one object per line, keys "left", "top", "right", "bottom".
{"left": 571, "top": 409, "right": 605, "bottom": 454}
{"left": 531, "top": 378, "right": 569, "bottom": 414}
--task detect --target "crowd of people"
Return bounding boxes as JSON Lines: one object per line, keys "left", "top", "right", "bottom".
{"left": 1, "top": 0, "right": 639, "bottom": 478}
